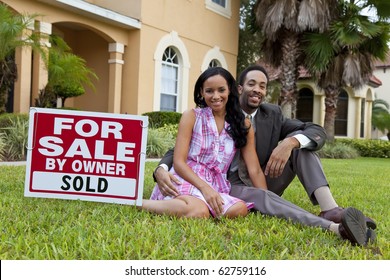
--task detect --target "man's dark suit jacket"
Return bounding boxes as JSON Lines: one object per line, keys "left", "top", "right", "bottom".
{"left": 251, "top": 103, "right": 326, "bottom": 168}
{"left": 155, "top": 103, "right": 327, "bottom": 183}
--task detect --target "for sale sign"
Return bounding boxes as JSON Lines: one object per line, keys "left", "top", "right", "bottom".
{"left": 24, "top": 108, "right": 148, "bottom": 206}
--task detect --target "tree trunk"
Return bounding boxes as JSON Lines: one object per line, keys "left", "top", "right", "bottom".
{"left": 279, "top": 33, "right": 300, "bottom": 119}
{"left": 323, "top": 85, "right": 340, "bottom": 142}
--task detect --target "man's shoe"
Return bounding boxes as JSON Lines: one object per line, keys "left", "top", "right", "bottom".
{"left": 319, "top": 206, "right": 377, "bottom": 229}
{"left": 319, "top": 206, "right": 343, "bottom": 223}
{"left": 366, "top": 228, "right": 376, "bottom": 244}
{"left": 338, "top": 207, "right": 367, "bottom": 246}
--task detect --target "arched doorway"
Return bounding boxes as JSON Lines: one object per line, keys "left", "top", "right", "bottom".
{"left": 335, "top": 90, "right": 348, "bottom": 136}
{"left": 52, "top": 22, "right": 110, "bottom": 112}
{"left": 296, "top": 88, "right": 313, "bottom": 122}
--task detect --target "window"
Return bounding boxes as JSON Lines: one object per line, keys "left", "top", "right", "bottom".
{"left": 201, "top": 47, "right": 227, "bottom": 71}
{"left": 154, "top": 31, "right": 190, "bottom": 112}
{"left": 296, "top": 88, "right": 313, "bottom": 122}
{"left": 205, "top": 0, "right": 231, "bottom": 18}
{"left": 208, "top": 59, "right": 221, "bottom": 68}
{"left": 360, "top": 98, "right": 365, "bottom": 138}
{"left": 212, "top": 0, "right": 226, "bottom": 7}
{"left": 335, "top": 90, "right": 348, "bottom": 136}
{"left": 160, "top": 47, "right": 179, "bottom": 112}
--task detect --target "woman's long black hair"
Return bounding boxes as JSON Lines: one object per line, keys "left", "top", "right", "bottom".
{"left": 193, "top": 67, "right": 249, "bottom": 149}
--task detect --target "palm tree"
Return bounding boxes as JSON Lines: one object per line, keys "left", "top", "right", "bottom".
{"left": 0, "top": 3, "right": 41, "bottom": 113}
{"left": 253, "top": 0, "right": 338, "bottom": 118}
{"left": 237, "top": 0, "right": 263, "bottom": 75}
{"left": 303, "top": 0, "right": 390, "bottom": 141}
{"left": 372, "top": 98, "right": 390, "bottom": 139}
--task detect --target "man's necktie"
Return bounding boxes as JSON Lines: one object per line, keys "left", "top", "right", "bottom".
{"left": 246, "top": 114, "right": 253, "bottom": 124}
{"left": 246, "top": 114, "right": 255, "bottom": 131}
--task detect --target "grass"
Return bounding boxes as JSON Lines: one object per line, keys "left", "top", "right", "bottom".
{"left": 0, "top": 157, "right": 389, "bottom": 260}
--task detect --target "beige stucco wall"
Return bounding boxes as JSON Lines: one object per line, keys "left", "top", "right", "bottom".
{"left": 133, "top": 0, "right": 240, "bottom": 114}
{"left": 84, "top": 0, "right": 142, "bottom": 19}
{"left": 374, "top": 68, "right": 390, "bottom": 104}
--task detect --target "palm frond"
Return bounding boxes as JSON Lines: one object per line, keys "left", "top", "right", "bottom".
{"left": 373, "top": 98, "right": 390, "bottom": 111}
{"left": 303, "top": 32, "right": 336, "bottom": 73}
{"left": 297, "top": 0, "right": 338, "bottom": 32}
{"left": 0, "top": 4, "right": 38, "bottom": 60}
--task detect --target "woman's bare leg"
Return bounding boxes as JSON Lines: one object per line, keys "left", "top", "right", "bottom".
{"left": 142, "top": 195, "right": 210, "bottom": 218}
{"left": 224, "top": 201, "right": 248, "bottom": 218}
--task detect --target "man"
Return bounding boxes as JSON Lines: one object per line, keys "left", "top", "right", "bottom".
{"left": 153, "top": 65, "right": 376, "bottom": 245}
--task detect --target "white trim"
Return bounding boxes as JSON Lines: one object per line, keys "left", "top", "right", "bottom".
{"left": 201, "top": 46, "right": 228, "bottom": 72}
{"left": 153, "top": 31, "right": 191, "bottom": 113}
{"left": 39, "top": 0, "right": 141, "bottom": 29}
{"left": 205, "top": 0, "right": 231, "bottom": 18}
{"left": 37, "top": 21, "right": 52, "bottom": 35}
{"left": 108, "top": 59, "right": 124, "bottom": 64}
{"left": 109, "top": 43, "right": 125, "bottom": 54}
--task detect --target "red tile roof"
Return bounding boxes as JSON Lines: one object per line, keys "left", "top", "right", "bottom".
{"left": 258, "top": 62, "right": 382, "bottom": 88}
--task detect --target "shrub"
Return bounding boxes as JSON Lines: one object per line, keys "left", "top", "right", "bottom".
{"left": 0, "top": 132, "right": 6, "bottom": 160}
{"left": 0, "top": 113, "right": 28, "bottom": 128}
{"left": 337, "top": 139, "right": 390, "bottom": 158}
{"left": 0, "top": 114, "right": 29, "bottom": 161}
{"left": 143, "top": 111, "right": 181, "bottom": 128}
{"left": 147, "top": 127, "right": 175, "bottom": 158}
{"left": 157, "top": 123, "right": 179, "bottom": 139}
{"left": 317, "top": 142, "right": 359, "bottom": 159}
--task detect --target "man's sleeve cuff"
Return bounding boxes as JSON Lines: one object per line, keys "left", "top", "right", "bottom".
{"left": 158, "top": 164, "right": 169, "bottom": 171}
{"left": 292, "top": 134, "right": 312, "bottom": 149}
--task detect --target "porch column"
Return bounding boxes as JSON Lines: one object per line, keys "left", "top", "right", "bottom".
{"left": 31, "top": 21, "right": 51, "bottom": 106}
{"left": 366, "top": 100, "right": 373, "bottom": 139}
{"left": 13, "top": 23, "right": 34, "bottom": 113}
{"left": 108, "top": 43, "right": 124, "bottom": 113}
{"left": 354, "top": 98, "right": 362, "bottom": 138}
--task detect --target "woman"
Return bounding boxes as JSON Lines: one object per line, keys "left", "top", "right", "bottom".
{"left": 142, "top": 67, "right": 266, "bottom": 218}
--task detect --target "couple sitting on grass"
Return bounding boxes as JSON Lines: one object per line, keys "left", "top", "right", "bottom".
{"left": 141, "top": 65, "right": 377, "bottom": 247}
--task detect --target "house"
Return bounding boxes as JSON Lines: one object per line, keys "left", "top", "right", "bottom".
{"left": 3, "top": 0, "right": 240, "bottom": 115}
{"left": 265, "top": 63, "right": 382, "bottom": 140}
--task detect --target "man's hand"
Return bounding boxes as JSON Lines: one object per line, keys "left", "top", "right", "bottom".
{"left": 264, "top": 137, "right": 299, "bottom": 178}
{"left": 154, "top": 166, "right": 181, "bottom": 197}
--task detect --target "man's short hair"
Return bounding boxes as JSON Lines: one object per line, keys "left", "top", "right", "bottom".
{"left": 238, "top": 65, "right": 269, "bottom": 86}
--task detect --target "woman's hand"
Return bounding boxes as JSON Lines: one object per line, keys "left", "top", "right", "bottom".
{"left": 201, "top": 186, "right": 224, "bottom": 217}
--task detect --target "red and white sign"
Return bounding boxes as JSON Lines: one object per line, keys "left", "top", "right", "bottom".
{"left": 24, "top": 108, "right": 148, "bottom": 206}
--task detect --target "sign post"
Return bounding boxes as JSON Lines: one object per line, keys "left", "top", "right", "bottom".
{"left": 24, "top": 108, "right": 148, "bottom": 206}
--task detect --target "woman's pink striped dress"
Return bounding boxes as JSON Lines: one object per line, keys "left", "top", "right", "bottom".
{"left": 150, "top": 107, "right": 253, "bottom": 217}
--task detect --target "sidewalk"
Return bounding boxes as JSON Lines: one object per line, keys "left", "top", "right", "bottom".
{"left": 0, "top": 161, "right": 26, "bottom": 166}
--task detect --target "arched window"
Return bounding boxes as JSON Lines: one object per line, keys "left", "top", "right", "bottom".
{"left": 335, "top": 90, "right": 348, "bottom": 136}
{"left": 296, "top": 88, "right": 313, "bottom": 122}
{"left": 208, "top": 59, "right": 221, "bottom": 68}
{"left": 160, "top": 47, "right": 179, "bottom": 112}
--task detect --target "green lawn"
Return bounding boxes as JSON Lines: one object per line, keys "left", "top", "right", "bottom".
{"left": 0, "top": 157, "right": 389, "bottom": 260}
